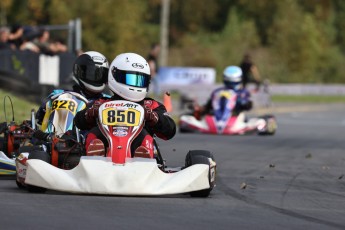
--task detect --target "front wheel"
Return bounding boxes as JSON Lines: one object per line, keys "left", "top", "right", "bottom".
{"left": 26, "top": 150, "right": 50, "bottom": 193}
{"left": 185, "top": 150, "right": 216, "bottom": 197}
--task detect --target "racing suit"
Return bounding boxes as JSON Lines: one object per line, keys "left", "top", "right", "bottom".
{"left": 35, "top": 84, "right": 110, "bottom": 126}
{"left": 202, "top": 87, "right": 252, "bottom": 116}
{"left": 74, "top": 94, "right": 176, "bottom": 158}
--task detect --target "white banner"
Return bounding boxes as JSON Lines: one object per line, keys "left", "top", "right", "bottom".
{"left": 157, "top": 67, "right": 216, "bottom": 86}
{"left": 39, "top": 55, "right": 60, "bottom": 86}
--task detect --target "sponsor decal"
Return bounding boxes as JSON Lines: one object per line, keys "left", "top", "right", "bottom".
{"left": 92, "top": 56, "right": 104, "bottom": 62}
{"left": 132, "top": 63, "right": 144, "bottom": 69}
{"left": 163, "top": 112, "right": 171, "bottom": 117}
{"left": 16, "top": 164, "right": 27, "bottom": 178}
{"left": 113, "top": 128, "right": 128, "bottom": 137}
{"left": 209, "top": 158, "right": 216, "bottom": 183}
{"left": 105, "top": 102, "right": 138, "bottom": 109}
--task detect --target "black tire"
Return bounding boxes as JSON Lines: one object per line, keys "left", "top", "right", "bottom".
{"left": 153, "top": 139, "right": 165, "bottom": 169}
{"left": 185, "top": 150, "right": 215, "bottom": 164}
{"left": 185, "top": 150, "right": 216, "bottom": 198}
{"left": 16, "top": 180, "right": 25, "bottom": 189}
{"left": 18, "top": 145, "right": 44, "bottom": 154}
{"left": 26, "top": 150, "right": 50, "bottom": 193}
{"left": 257, "top": 114, "right": 277, "bottom": 136}
{"left": 179, "top": 124, "right": 197, "bottom": 133}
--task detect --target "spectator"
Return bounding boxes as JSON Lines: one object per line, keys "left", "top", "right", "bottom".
{"left": 20, "top": 32, "right": 40, "bottom": 53}
{"left": 239, "top": 53, "right": 261, "bottom": 91}
{"left": 34, "top": 28, "right": 54, "bottom": 55}
{"left": 0, "top": 27, "right": 14, "bottom": 50}
{"left": 50, "top": 37, "right": 68, "bottom": 54}
{"left": 8, "top": 24, "right": 24, "bottom": 49}
{"left": 147, "top": 43, "right": 160, "bottom": 96}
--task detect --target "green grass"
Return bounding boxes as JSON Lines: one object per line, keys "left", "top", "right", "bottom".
{"left": 271, "top": 95, "right": 345, "bottom": 103}
{"left": 0, "top": 89, "right": 39, "bottom": 123}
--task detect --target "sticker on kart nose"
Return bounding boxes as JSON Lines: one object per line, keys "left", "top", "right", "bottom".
{"left": 51, "top": 99, "right": 78, "bottom": 114}
{"left": 101, "top": 108, "right": 140, "bottom": 126}
{"left": 113, "top": 128, "right": 128, "bottom": 137}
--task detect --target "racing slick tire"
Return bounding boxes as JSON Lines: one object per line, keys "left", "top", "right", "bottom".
{"left": 17, "top": 145, "right": 44, "bottom": 155}
{"left": 257, "top": 115, "right": 277, "bottom": 136}
{"left": 26, "top": 150, "right": 50, "bottom": 193}
{"left": 16, "top": 146, "right": 45, "bottom": 189}
{"left": 179, "top": 124, "right": 197, "bottom": 133}
{"left": 185, "top": 150, "right": 216, "bottom": 197}
{"left": 16, "top": 180, "right": 25, "bottom": 189}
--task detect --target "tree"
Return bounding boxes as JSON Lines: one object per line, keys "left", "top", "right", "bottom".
{"left": 268, "top": 0, "right": 323, "bottom": 82}
{"left": 48, "top": 0, "right": 155, "bottom": 59}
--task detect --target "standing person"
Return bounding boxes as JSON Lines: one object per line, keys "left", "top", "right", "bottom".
{"left": 239, "top": 53, "right": 261, "bottom": 91}
{"left": 74, "top": 52, "right": 176, "bottom": 158}
{"left": 0, "top": 27, "right": 14, "bottom": 50}
{"left": 8, "top": 24, "right": 24, "bottom": 49}
{"left": 34, "top": 28, "right": 55, "bottom": 55}
{"left": 147, "top": 43, "right": 161, "bottom": 96}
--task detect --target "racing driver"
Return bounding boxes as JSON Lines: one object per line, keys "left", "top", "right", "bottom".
{"left": 35, "top": 51, "right": 110, "bottom": 127}
{"left": 74, "top": 52, "right": 176, "bottom": 157}
{"left": 195, "top": 65, "right": 252, "bottom": 118}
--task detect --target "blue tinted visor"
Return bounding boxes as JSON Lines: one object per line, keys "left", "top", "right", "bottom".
{"left": 112, "top": 68, "right": 150, "bottom": 88}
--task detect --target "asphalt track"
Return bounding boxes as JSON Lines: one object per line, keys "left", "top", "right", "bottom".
{"left": 1, "top": 104, "right": 345, "bottom": 230}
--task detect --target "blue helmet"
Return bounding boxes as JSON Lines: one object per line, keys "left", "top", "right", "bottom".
{"left": 223, "top": 66, "right": 242, "bottom": 90}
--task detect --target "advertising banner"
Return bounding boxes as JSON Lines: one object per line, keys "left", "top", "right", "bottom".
{"left": 157, "top": 67, "right": 216, "bottom": 86}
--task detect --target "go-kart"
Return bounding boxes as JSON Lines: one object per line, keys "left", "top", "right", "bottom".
{"left": 16, "top": 100, "right": 216, "bottom": 197}
{"left": 0, "top": 121, "right": 34, "bottom": 175}
{"left": 0, "top": 97, "right": 36, "bottom": 175}
{"left": 0, "top": 151, "right": 15, "bottom": 175}
{"left": 179, "top": 89, "right": 277, "bottom": 135}
{"left": 16, "top": 91, "right": 88, "bottom": 186}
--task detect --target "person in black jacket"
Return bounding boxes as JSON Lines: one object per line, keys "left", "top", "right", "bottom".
{"left": 239, "top": 53, "right": 261, "bottom": 90}
{"left": 35, "top": 51, "right": 110, "bottom": 127}
{"left": 74, "top": 53, "right": 176, "bottom": 158}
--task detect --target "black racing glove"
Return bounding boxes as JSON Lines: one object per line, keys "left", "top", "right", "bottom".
{"left": 144, "top": 106, "right": 159, "bottom": 126}
{"left": 85, "top": 101, "right": 102, "bottom": 124}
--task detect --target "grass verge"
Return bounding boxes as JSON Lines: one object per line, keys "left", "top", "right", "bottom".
{"left": 0, "top": 89, "right": 39, "bottom": 123}
{"left": 271, "top": 95, "right": 345, "bottom": 103}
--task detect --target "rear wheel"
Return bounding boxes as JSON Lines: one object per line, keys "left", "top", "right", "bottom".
{"left": 26, "top": 150, "right": 50, "bottom": 193}
{"left": 257, "top": 115, "right": 277, "bottom": 135}
{"left": 16, "top": 180, "right": 25, "bottom": 189}
{"left": 18, "top": 145, "right": 44, "bottom": 154}
{"left": 179, "top": 123, "right": 197, "bottom": 133}
{"left": 185, "top": 150, "right": 216, "bottom": 197}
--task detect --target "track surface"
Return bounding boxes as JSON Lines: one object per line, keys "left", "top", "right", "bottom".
{"left": 1, "top": 105, "right": 345, "bottom": 230}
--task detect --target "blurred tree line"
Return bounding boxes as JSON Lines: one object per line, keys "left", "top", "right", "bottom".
{"left": 1, "top": 0, "right": 345, "bottom": 83}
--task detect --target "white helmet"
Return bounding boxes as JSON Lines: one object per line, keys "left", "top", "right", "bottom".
{"left": 73, "top": 51, "right": 109, "bottom": 94}
{"left": 108, "top": 53, "right": 151, "bottom": 102}
{"left": 223, "top": 66, "right": 243, "bottom": 90}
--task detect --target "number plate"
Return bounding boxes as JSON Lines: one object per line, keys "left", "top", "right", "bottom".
{"left": 101, "top": 108, "right": 140, "bottom": 126}
{"left": 51, "top": 99, "right": 77, "bottom": 114}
